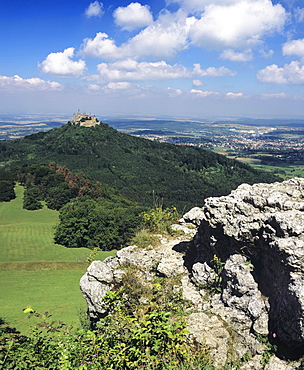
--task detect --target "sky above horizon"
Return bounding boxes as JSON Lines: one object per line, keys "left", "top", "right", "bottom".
{"left": 1, "top": 0, "right": 304, "bottom": 119}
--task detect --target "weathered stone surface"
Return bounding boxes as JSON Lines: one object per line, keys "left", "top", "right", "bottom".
{"left": 180, "top": 206, "right": 205, "bottom": 226}
{"left": 80, "top": 177, "right": 304, "bottom": 367}
{"left": 80, "top": 241, "right": 187, "bottom": 319}
{"left": 192, "top": 261, "right": 216, "bottom": 286}
{"left": 187, "top": 312, "right": 230, "bottom": 368}
{"left": 239, "top": 355, "right": 263, "bottom": 370}
{"left": 264, "top": 356, "right": 300, "bottom": 370}
{"left": 222, "top": 254, "right": 269, "bottom": 335}
{"left": 180, "top": 276, "right": 203, "bottom": 308}
{"left": 192, "top": 178, "right": 304, "bottom": 349}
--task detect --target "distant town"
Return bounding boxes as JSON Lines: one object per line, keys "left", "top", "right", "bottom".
{"left": 1, "top": 113, "right": 304, "bottom": 177}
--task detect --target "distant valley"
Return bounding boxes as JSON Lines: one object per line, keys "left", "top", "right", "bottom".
{"left": 1, "top": 114, "right": 304, "bottom": 179}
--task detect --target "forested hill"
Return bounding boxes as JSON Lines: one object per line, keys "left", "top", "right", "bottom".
{"left": 0, "top": 121, "right": 279, "bottom": 210}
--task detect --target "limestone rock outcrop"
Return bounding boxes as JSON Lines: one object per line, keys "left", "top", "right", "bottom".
{"left": 80, "top": 177, "right": 304, "bottom": 367}
{"left": 188, "top": 177, "right": 304, "bottom": 353}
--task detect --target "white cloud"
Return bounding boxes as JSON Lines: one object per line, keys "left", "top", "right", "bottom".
{"left": 257, "top": 61, "right": 304, "bottom": 84}
{"left": 193, "top": 64, "right": 237, "bottom": 77}
{"left": 81, "top": 11, "right": 194, "bottom": 60}
{"left": 40, "top": 48, "right": 86, "bottom": 76}
{"left": 93, "top": 59, "right": 236, "bottom": 83}
{"left": 106, "top": 82, "right": 132, "bottom": 90}
{"left": 167, "top": 0, "right": 242, "bottom": 12}
{"left": 282, "top": 39, "right": 304, "bottom": 57}
{"left": 167, "top": 87, "right": 183, "bottom": 96}
{"left": 85, "top": 1, "right": 104, "bottom": 18}
{"left": 192, "top": 79, "right": 203, "bottom": 86}
{"left": 88, "top": 84, "right": 101, "bottom": 91}
{"left": 113, "top": 2, "right": 153, "bottom": 31}
{"left": 189, "top": 0, "right": 286, "bottom": 50}
{"left": 295, "top": 7, "right": 304, "bottom": 23}
{"left": 220, "top": 49, "right": 253, "bottom": 62}
{"left": 259, "top": 48, "right": 274, "bottom": 59}
{"left": 97, "top": 59, "right": 189, "bottom": 82}
{"left": 261, "top": 93, "right": 288, "bottom": 99}
{"left": 0, "top": 75, "right": 63, "bottom": 91}
{"left": 225, "top": 92, "right": 244, "bottom": 98}
{"left": 190, "top": 89, "right": 219, "bottom": 97}
{"left": 124, "top": 11, "right": 194, "bottom": 59}
{"left": 82, "top": 1, "right": 285, "bottom": 61}
{"left": 81, "top": 33, "right": 120, "bottom": 59}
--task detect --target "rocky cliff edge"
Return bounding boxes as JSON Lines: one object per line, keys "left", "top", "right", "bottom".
{"left": 80, "top": 178, "right": 304, "bottom": 369}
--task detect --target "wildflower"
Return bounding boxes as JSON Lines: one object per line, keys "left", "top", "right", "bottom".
{"left": 23, "top": 306, "right": 34, "bottom": 314}
{"left": 213, "top": 254, "right": 219, "bottom": 261}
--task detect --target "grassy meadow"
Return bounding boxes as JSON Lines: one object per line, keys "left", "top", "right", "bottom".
{"left": 0, "top": 184, "right": 115, "bottom": 333}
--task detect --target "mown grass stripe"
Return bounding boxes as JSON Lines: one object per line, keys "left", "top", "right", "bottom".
{"left": 0, "top": 183, "right": 116, "bottom": 333}
{"left": 0, "top": 262, "right": 89, "bottom": 271}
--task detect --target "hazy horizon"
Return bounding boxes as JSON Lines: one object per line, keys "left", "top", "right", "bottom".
{"left": 1, "top": 0, "right": 304, "bottom": 118}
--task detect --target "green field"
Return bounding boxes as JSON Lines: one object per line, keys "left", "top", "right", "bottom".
{"left": 0, "top": 185, "right": 115, "bottom": 333}
{"left": 212, "top": 146, "right": 304, "bottom": 180}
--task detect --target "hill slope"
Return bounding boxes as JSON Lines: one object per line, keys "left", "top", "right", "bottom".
{"left": 0, "top": 121, "right": 279, "bottom": 210}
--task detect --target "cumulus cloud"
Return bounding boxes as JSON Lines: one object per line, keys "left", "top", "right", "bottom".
{"left": 81, "top": 33, "right": 119, "bottom": 59}
{"left": 0, "top": 75, "right": 63, "bottom": 90}
{"left": 257, "top": 61, "right": 304, "bottom": 84}
{"left": 190, "top": 89, "right": 219, "bottom": 97}
{"left": 167, "top": 87, "right": 183, "bottom": 96}
{"left": 85, "top": 1, "right": 104, "bottom": 18}
{"left": 93, "top": 59, "right": 236, "bottom": 83}
{"left": 113, "top": 2, "right": 153, "bottom": 31}
{"left": 82, "top": 1, "right": 285, "bottom": 61}
{"left": 192, "top": 79, "right": 203, "bottom": 86}
{"left": 88, "top": 84, "right": 101, "bottom": 91}
{"left": 282, "top": 39, "right": 304, "bottom": 57}
{"left": 106, "top": 82, "right": 132, "bottom": 89}
{"left": 96, "top": 59, "right": 189, "bottom": 82}
{"left": 225, "top": 92, "right": 244, "bottom": 98}
{"left": 40, "top": 48, "right": 86, "bottom": 76}
{"left": 82, "top": 11, "right": 194, "bottom": 60}
{"left": 189, "top": 0, "right": 286, "bottom": 50}
{"left": 123, "top": 11, "right": 194, "bottom": 59}
{"left": 220, "top": 49, "right": 253, "bottom": 62}
{"left": 192, "top": 64, "right": 237, "bottom": 77}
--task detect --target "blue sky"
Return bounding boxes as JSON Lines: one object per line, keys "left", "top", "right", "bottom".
{"left": 1, "top": 0, "right": 304, "bottom": 118}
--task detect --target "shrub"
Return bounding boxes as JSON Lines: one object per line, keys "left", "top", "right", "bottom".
{"left": 141, "top": 205, "right": 179, "bottom": 234}
{"left": 130, "top": 228, "right": 160, "bottom": 248}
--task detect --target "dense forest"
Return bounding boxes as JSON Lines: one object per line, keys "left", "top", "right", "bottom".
{"left": 0, "top": 121, "right": 279, "bottom": 211}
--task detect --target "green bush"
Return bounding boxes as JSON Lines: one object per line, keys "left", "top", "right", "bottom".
{"left": 141, "top": 205, "right": 179, "bottom": 234}
{"left": 54, "top": 198, "right": 143, "bottom": 250}
{"left": 0, "top": 180, "right": 15, "bottom": 202}
{"left": 23, "top": 187, "right": 43, "bottom": 210}
{"left": 130, "top": 228, "right": 160, "bottom": 248}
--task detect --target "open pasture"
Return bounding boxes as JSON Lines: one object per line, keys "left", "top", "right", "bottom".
{"left": 0, "top": 184, "right": 115, "bottom": 332}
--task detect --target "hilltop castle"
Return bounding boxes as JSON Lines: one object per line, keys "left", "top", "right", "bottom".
{"left": 71, "top": 110, "right": 100, "bottom": 127}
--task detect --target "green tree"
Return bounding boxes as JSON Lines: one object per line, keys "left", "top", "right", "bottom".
{"left": 54, "top": 198, "right": 142, "bottom": 250}
{"left": 0, "top": 181, "right": 15, "bottom": 202}
{"left": 23, "top": 187, "right": 42, "bottom": 210}
{"left": 45, "top": 183, "right": 76, "bottom": 210}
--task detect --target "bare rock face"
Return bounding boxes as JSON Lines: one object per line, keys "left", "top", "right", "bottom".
{"left": 80, "top": 243, "right": 188, "bottom": 319}
{"left": 80, "top": 177, "right": 304, "bottom": 367}
{"left": 192, "top": 177, "right": 304, "bottom": 352}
